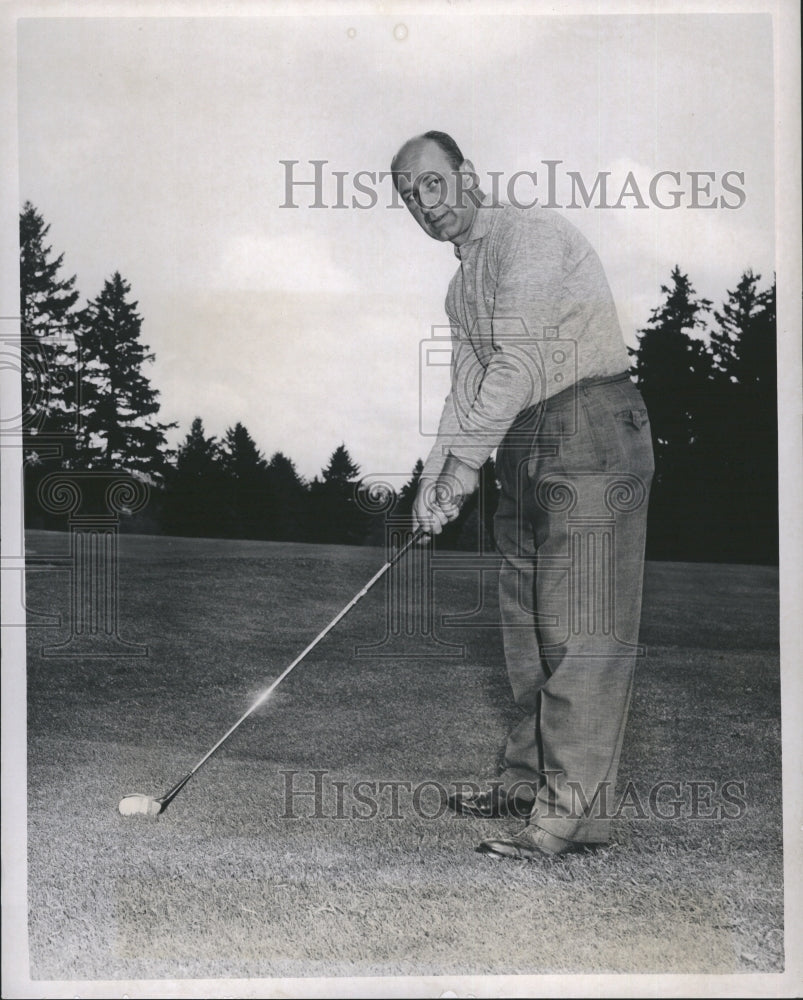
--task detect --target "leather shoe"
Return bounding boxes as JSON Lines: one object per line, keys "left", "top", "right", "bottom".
{"left": 447, "top": 783, "right": 534, "bottom": 819}
{"left": 476, "top": 824, "right": 588, "bottom": 860}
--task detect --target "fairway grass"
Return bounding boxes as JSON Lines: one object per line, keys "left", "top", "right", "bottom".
{"left": 23, "top": 531, "right": 783, "bottom": 981}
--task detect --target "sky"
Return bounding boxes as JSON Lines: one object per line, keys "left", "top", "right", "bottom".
{"left": 16, "top": 11, "right": 776, "bottom": 484}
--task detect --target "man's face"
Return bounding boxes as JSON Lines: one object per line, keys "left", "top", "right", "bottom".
{"left": 395, "top": 140, "right": 478, "bottom": 246}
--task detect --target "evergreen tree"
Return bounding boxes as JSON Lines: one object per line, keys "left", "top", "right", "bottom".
{"left": 630, "top": 266, "right": 713, "bottom": 461}
{"left": 749, "top": 277, "right": 777, "bottom": 392}
{"left": 79, "top": 272, "right": 175, "bottom": 481}
{"left": 703, "top": 273, "right": 777, "bottom": 561}
{"left": 322, "top": 443, "right": 361, "bottom": 485}
{"left": 397, "top": 458, "right": 424, "bottom": 517}
{"left": 162, "top": 417, "right": 225, "bottom": 536}
{"left": 219, "top": 422, "right": 271, "bottom": 538}
{"left": 19, "top": 202, "right": 81, "bottom": 461}
{"left": 629, "top": 267, "right": 715, "bottom": 560}
{"left": 221, "top": 422, "right": 267, "bottom": 479}
{"left": 629, "top": 266, "right": 777, "bottom": 563}
{"left": 709, "top": 269, "right": 762, "bottom": 378}
{"left": 176, "top": 417, "right": 222, "bottom": 478}
{"left": 264, "top": 451, "right": 307, "bottom": 540}
{"left": 712, "top": 272, "right": 777, "bottom": 391}
{"left": 308, "top": 444, "right": 363, "bottom": 544}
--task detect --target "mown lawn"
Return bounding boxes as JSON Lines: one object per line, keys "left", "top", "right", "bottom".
{"left": 23, "top": 530, "right": 783, "bottom": 982}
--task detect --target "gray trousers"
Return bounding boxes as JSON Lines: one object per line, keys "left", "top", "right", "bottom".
{"left": 494, "top": 372, "right": 654, "bottom": 843}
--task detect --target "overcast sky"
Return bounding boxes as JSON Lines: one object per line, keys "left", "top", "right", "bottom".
{"left": 17, "top": 12, "right": 775, "bottom": 483}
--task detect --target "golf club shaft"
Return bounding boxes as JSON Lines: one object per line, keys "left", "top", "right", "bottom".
{"left": 159, "top": 526, "right": 426, "bottom": 808}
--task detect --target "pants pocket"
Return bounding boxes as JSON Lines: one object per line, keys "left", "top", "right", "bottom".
{"left": 612, "top": 405, "right": 655, "bottom": 478}
{"left": 616, "top": 406, "right": 649, "bottom": 431}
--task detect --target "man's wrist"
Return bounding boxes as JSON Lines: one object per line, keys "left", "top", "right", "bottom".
{"left": 443, "top": 453, "right": 477, "bottom": 476}
{"left": 438, "top": 454, "right": 480, "bottom": 507}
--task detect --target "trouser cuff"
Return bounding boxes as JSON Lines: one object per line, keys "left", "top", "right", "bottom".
{"left": 531, "top": 813, "right": 611, "bottom": 844}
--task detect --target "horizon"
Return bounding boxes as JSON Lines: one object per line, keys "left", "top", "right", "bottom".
{"left": 16, "top": 13, "right": 775, "bottom": 482}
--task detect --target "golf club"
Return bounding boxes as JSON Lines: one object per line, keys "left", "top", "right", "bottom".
{"left": 119, "top": 525, "right": 427, "bottom": 817}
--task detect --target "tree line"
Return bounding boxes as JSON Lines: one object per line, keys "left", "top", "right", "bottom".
{"left": 19, "top": 202, "right": 777, "bottom": 562}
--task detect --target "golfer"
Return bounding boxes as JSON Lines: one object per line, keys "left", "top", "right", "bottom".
{"left": 391, "top": 131, "right": 654, "bottom": 859}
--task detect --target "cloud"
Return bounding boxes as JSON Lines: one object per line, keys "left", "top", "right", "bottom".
{"left": 16, "top": 13, "right": 777, "bottom": 486}
{"left": 214, "top": 231, "right": 360, "bottom": 295}
{"left": 560, "top": 156, "right": 774, "bottom": 344}
{"left": 151, "top": 285, "right": 433, "bottom": 480}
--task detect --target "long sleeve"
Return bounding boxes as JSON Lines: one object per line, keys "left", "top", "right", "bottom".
{"left": 423, "top": 201, "right": 628, "bottom": 473}
{"left": 421, "top": 332, "right": 481, "bottom": 480}
{"left": 446, "top": 219, "right": 565, "bottom": 468}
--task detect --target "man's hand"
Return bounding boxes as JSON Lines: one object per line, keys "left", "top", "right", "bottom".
{"left": 412, "top": 477, "right": 449, "bottom": 538}
{"left": 436, "top": 455, "right": 480, "bottom": 520}
{"left": 413, "top": 456, "right": 480, "bottom": 539}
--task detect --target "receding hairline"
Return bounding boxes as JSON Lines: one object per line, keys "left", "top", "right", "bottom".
{"left": 390, "top": 132, "right": 466, "bottom": 188}
{"left": 390, "top": 136, "right": 434, "bottom": 176}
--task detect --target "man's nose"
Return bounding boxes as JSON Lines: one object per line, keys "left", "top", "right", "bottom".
{"left": 418, "top": 189, "right": 443, "bottom": 215}
{"left": 422, "top": 199, "right": 442, "bottom": 221}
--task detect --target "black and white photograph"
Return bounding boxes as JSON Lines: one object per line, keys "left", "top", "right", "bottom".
{"left": 1, "top": 1, "right": 801, "bottom": 997}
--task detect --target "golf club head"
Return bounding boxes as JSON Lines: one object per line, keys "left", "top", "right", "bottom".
{"left": 118, "top": 793, "right": 163, "bottom": 817}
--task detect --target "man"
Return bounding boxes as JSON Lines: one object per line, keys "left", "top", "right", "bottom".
{"left": 391, "top": 131, "right": 654, "bottom": 859}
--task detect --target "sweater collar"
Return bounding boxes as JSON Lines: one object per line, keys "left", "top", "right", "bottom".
{"left": 454, "top": 193, "right": 496, "bottom": 257}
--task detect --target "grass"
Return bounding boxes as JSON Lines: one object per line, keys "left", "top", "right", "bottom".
{"left": 23, "top": 530, "right": 783, "bottom": 982}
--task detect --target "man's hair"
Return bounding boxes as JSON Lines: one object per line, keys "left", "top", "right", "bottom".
{"left": 390, "top": 131, "right": 465, "bottom": 189}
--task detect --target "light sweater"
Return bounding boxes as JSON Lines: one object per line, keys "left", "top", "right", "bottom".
{"left": 423, "top": 197, "right": 630, "bottom": 478}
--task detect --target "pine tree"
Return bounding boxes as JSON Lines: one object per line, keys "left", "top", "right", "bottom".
{"left": 162, "top": 417, "right": 225, "bottom": 536}
{"left": 709, "top": 269, "right": 763, "bottom": 379}
{"left": 19, "top": 202, "right": 81, "bottom": 459}
{"left": 704, "top": 273, "right": 777, "bottom": 561}
{"left": 264, "top": 451, "right": 307, "bottom": 540}
{"left": 309, "top": 444, "right": 363, "bottom": 544}
{"left": 750, "top": 278, "right": 777, "bottom": 393}
{"left": 397, "top": 458, "right": 424, "bottom": 516}
{"left": 629, "top": 267, "right": 715, "bottom": 559}
{"left": 219, "top": 422, "right": 270, "bottom": 538}
{"left": 712, "top": 272, "right": 777, "bottom": 391}
{"left": 630, "top": 266, "right": 714, "bottom": 460}
{"left": 321, "top": 443, "right": 361, "bottom": 485}
{"left": 79, "top": 272, "right": 175, "bottom": 481}
{"left": 221, "top": 422, "right": 267, "bottom": 479}
{"left": 176, "top": 417, "right": 222, "bottom": 478}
